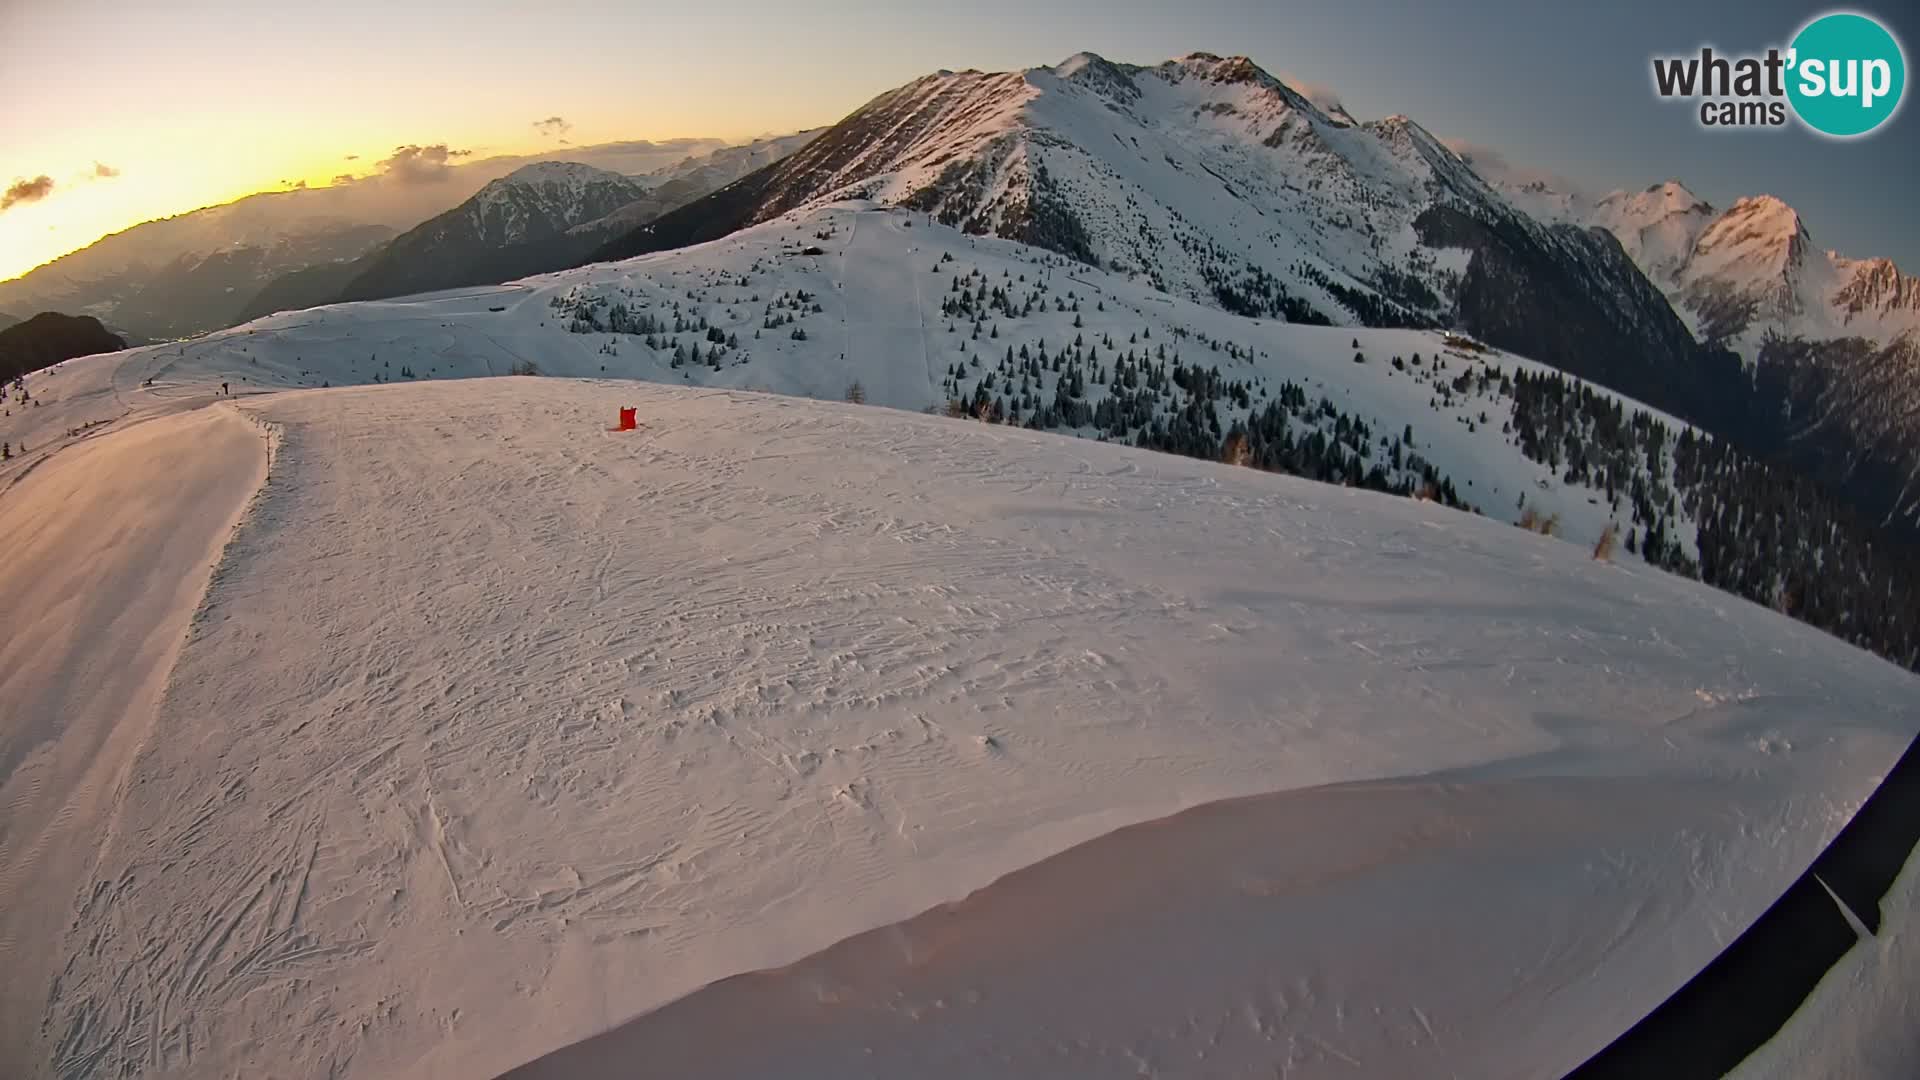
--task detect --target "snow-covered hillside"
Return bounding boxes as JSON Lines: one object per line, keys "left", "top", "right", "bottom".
{"left": 15, "top": 203, "right": 1716, "bottom": 569}
{"left": 2, "top": 354, "right": 1914, "bottom": 1078}
{"left": 599, "top": 53, "right": 1707, "bottom": 412}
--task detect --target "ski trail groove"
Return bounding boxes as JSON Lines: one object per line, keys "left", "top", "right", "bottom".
{"left": 0, "top": 405, "right": 274, "bottom": 1074}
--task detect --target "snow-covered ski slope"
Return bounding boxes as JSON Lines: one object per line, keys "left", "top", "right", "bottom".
{"left": 23, "top": 203, "right": 1707, "bottom": 566}
{"left": 1, "top": 344, "right": 1916, "bottom": 1075}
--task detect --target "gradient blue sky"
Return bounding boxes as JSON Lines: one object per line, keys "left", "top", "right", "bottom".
{"left": 3, "top": 0, "right": 1914, "bottom": 277}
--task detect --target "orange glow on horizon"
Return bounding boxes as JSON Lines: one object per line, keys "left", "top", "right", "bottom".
{"left": 0, "top": 124, "right": 764, "bottom": 286}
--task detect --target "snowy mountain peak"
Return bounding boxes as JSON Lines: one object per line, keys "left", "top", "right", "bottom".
{"left": 1686, "top": 194, "right": 1812, "bottom": 289}
{"left": 1158, "top": 52, "right": 1338, "bottom": 124}
{"left": 333, "top": 162, "right": 649, "bottom": 302}
{"left": 1586, "top": 182, "right": 1723, "bottom": 290}
{"left": 500, "top": 160, "right": 618, "bottom": 185}
{"left": 1039, "top": 51, "right": 1341, "bottom": 129}
{"left": 1169, "top": 52, "right": 1275, "bottom": 87}
{"left": 1051, "top": 51, "right": 1115, "bottom": 78}
{"left": 1598, "top": 179, "right": 1713, "bottom": 217}
{"left": 476, "top": 161, "right": 639, "bottom": 216}
{"left": 1042, "top": 50, "right": 1144, "bottom": 102}
{"left": 1364, "top": 114, "right": 1451, "bottom": 157}
{"left": 465, "top": 162, "right": 646, "bottom": 229}
{"left": 1713, "top": 194, "right": 1807, "bottom": 243}
{"left": 1653, "top": 178, "right": 1708, "bottom": 207}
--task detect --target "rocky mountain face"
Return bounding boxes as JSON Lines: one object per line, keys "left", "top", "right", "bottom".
{"left": 596, "top": 53, "right": 1727, "bottom": 439}
{"left": 1472, "top": 167, "right": 1920, "bottom": 533}
{"left": 0, "top": 312, "right": 127, "bottom": 382}
{"left": 332, "top": 163, "right": 651, "bottom": 303}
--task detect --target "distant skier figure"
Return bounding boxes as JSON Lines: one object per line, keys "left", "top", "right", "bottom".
{"left": 221, "top": 382, "right": 229, "bottom": 396}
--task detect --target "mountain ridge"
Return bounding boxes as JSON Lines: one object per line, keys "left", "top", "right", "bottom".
{"left": 0, "top": 311, "right": 127, "bottom": 383}
{"left": 235, "top": 134, "right": 824, "bottom": 314}
{"left": 0, "top": 138, "right": 738, "bottom": 340}
{"left": 592, "top": 51, "right": 1735, "bottom": 454}
{"left": 332, "top": 163, "right": 652, "bottom": 304}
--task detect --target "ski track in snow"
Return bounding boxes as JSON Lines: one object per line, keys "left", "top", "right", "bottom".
{"left": 0, "top": 403, "right": 271, "bottom": 1074}
{"left": 838, "top": 212, "right": 938, "bottom": 409}
{"left": 0, "top": 370, "right": 1912, "bottom": 1079}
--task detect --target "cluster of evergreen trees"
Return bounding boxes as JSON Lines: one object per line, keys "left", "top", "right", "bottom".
{"left": 936, "top": 321, "right": 1469, "bottom": 511}
{"left": 549, "top": 277, "right": 829, "bottom": 373}
{"left": 1503, "top": 368, "right": 1919, "bottom": 671}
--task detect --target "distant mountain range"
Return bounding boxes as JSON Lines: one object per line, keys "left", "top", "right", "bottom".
{"left": 1466, "top": 158, "right": 1920, "bottom": 532}
{"left": 328, "top": 162, "right": 652, "bottom": 303}
{"left": 1484, "top": 172, "right": 1920, "bottom": 355}
{"left": 0, "top": 137, "right": 736, "bottom": 342}
{"left": 317, "top": 132, "right": 823, "bottom": 307}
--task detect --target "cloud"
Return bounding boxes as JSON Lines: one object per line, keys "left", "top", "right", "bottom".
{"left": 1440, "top": 138, "right": 1585, "bottom": 193}
{"left": 280, "top": 178, "right": 308, "bottom": 189}
{"left": 333, "top": 173, "right": 359, "bottom": 186}
{"left": 2, "top": 175, "right": 54, "bottom": 211}
{"left": 372, "top": 143, "right": 471, "bottom": 184}
{"left": 1279, "top": 72, "right": 1349, "bottom": 118}
{"left": 61, "top": 161, "right": 121, "bottom": 185}
{"left": 1442, "top": 138, "right": 1509, "bottom": 170}
{"left": 533, "top": 116, "right": 572, "bottom": 139}
{"left": 344, "top": 154, "right": 359, "bottom": 161}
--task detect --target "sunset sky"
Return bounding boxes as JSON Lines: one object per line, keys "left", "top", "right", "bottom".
{"left": 3, "top": 0, "right": 1914, "bottom": 283}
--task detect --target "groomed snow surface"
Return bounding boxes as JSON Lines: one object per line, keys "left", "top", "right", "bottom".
{"left": 1, "top": 208, "right": 1916, "bottom": 1079}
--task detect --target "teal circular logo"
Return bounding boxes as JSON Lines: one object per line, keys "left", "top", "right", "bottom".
{"left": 1787, "top": 12, "right": 1906, "bottom": 137}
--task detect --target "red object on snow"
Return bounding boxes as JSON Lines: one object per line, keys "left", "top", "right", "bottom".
{"left": 617, "top": 407, "right": 637, "bottom": 431}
